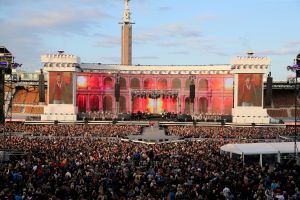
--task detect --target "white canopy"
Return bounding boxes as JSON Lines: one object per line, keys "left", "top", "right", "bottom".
{"left": 220, "top": 142, "right": 300, "bottom": 155}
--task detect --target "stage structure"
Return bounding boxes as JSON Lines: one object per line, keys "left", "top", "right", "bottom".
{"left": 0, "top": 46, "right": 20, "bottom": 123}
{"left": 41, "top": 51, "right": 80, "bottom": 121}
{"left": 231, "top": 53, "right": 271, "bottom": 124}
{"left": 76, "top": 64, "right": 234, "bottom": 115}
{"left": 40, "top": 51, "right": 274, "bottom": 124}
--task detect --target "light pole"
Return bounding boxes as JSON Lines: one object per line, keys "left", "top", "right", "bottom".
{"left": 287, "top": 53, "right": 300, "bottom": 161}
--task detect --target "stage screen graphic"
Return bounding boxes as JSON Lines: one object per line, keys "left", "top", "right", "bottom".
{"left": 49, "top": 72, "right": 73, "bottom": 104}
{"left": 238, "top": 74, "right": 262, "bottom": 107}
{"left": 132, "top": 97, "right": 177, "bottom": 113}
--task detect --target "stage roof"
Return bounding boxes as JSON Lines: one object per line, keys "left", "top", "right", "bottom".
{"left": 80, "top": 63, "right": 231, "bottom": 73}
{"left": 220, "top": 142, "right": 300, "bottom": 155}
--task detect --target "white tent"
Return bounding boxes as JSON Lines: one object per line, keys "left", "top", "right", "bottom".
{"left": 220, "top": 142, "right": 299, "bottom": 166}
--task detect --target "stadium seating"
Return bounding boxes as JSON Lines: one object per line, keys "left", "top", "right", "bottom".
{"left": 12, "top": 89, "right": 27, "bottom": 104}
{"left": 267, "top": 109, "right": 288, "bottom": 118}
{"left": 289, "top": 109, "right": 300, "bottom": 117}
{"left": 12, "top": 106, "right": 22, "bottom": 113}
{"left": 272, "top": 90, "right": 300, "bottom": 108}
{"left": 24, "top": 89, "right": 39, "bottom": 104}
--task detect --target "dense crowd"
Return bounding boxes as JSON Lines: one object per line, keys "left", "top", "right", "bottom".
{"left": 167, "top": 126, "right": 297, "bottom": 139}
{"left": 1, "top": 123, "right": 141, "bottom": 137}
{"left": 0, "top": 123, "right": 300, "bottom": 199}
{"left": 0, "top": 137, "right": 299, "bottom": 200}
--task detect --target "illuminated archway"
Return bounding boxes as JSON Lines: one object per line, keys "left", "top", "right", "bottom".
{"left": 184, "top": 97, "right": 191, "bottom": 114}
{"left": 157, "top": 78, "right": 168, "bottom": 90}
{"left": 119, "top": 96, "right": 127, "bottom": 113}
{"left": 130, "top": 78, "right": 140, "bottom": 89}
{"left": 103, "top": 77, "right": 113, "bottom": 89}
{"left": 185, "top": 79, "right": 192, "bottom": 91}
{"left": 90, "top": 95, "right": 99, "bottom": 111}
{"left": 144, "top": 78, "right": 155, "bottom": 89}
{"left": 77, "top": 95, "right": 86, "bottom": 112}
{"left": 119, "top": 77, "right": 127, "bottom": 90}
{"left": 224, "top": 97, "right": 233, "bottom": 114}
{"left": 199, "top": 79, "right": 208, "bottom": 91}
{"left": 212, "top": 97, "right": 222, "bottom": 113}
{"left": 103, "top": 96, "right": 113, "bottom": 112}
{"left": 172, "top": 78, "right": 181, "bottom": 90}
{"left": 198, "top": 97, "right": 208, "bottom": 113}
{"left": 89, "top": 76, "right": 100, "bottom": 89}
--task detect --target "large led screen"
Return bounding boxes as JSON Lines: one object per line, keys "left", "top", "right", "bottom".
{"left": 49, "top": 72, "right": 73, "bottom": 104}
{"left": 238, "top": 74, "right": 262, "bottom": 107}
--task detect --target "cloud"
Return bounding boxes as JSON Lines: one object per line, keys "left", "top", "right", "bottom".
{"left": 169, "top": 51, "right": 190, "bottom": 55}
{"left": 95, "top": 34, "right": 120, "bottom": 48}
{"left": 0, "top": 1, "right": 112, "bottom": 70}
{"left": 285, "top": 40, "right": 300, "bottom": 47}
{"left": 255, "top": 40, "right": 300, "bottom": 56}
{"left": 256, "top": 48, "right": 299, "bottom": 56}
{"left": 161, "top": 24, "right": 202, "bottom": 38}
{"left": 134, "top": 56, "right": 160, "bottom": 60}
{"left": 158, "top": 6, "right": 172, "bottom": 11}
{"left": 1, "top": 8, "right": 110, "bottom": 34}
{"left": 135, "top": 23, "right": 202, "bottom": 44}
{"left": 102, "top": 56, "right": 120, "bottom": 63}
{"left": 194, "top": 14, "right": 216, "bottom": 22}
{"left": 135, "top": 32, "right": 159, "bottom": 43}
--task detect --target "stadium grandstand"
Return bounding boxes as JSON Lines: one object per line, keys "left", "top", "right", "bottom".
{"left": 4, "top": 71, "right": 47, "bottom": 120}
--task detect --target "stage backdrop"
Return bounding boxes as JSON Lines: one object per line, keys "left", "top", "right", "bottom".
{"left": 238, "top": 73, "right": 262, "bottom": 107}
{"left": 49, "top": 72, "right": 73, "bottom": 104}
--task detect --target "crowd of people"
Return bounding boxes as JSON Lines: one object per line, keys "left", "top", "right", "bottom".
{"left": 0, "top": 137, "right": 299, "bottom": 199}
{"left": 167, "top": 126, "right": 297, "bottom": 140}
{"left": 0, "top": 123, "right": 300, "bottom": 199}
{"left": 1, "top": 123, "right": 141, "bottom": 137}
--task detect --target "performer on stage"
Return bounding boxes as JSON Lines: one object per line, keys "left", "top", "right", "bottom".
{"left": 240, "top": 75, "right": 258, "bottom": 106}
{"left": 52, "top": 73, "right": 67, "bottom": 104}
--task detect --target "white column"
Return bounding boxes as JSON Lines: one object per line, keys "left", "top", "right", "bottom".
{"left": 259, "top": 154, "right": 263, "bottom": 167}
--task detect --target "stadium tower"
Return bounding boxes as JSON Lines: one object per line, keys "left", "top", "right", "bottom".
{"left": 121, "top": 0, "right": 133, "bottom": 65}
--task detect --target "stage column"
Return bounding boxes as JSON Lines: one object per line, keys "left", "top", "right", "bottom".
{"left": 176, "top": 96, "right": 179, "bottom": 113}
{"left": 86, "top": 95, "right": 90, "bottom": 112}
{"left": 221, "top": 97, "right": 225, "bottom": 114}
{"left": 112, "top": 96, "right": 116, "bottom": 114}
{"left": 153, "top": 98, "right": 157, "bottom": 113}
{"left": 195, "top": 97, "right": 198, "bottom": 114}
{"left": 168, "top": 96, "right": 171, "bottom": 112}
{"left": 99, "top": 95, "right": 103, "bottom": 112}
{"left": 207, "top": 88, "right": 212, "bottom": 113}
{"left": 180, "top": 95, "right": 184, "bottom": 113}
{"left": 130, "top": 95, "right": 133, "bottom": 113}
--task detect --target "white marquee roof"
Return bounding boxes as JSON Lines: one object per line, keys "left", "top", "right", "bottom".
{"left": 220, "top": 142, "right": 300, "bottom": 155}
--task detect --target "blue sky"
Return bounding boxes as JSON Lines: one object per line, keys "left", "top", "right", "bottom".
{"left": 0, "top": 0, "right": 299, "bottom": 80}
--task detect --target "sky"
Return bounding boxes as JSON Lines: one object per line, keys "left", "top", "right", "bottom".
{"left": 0, "top": 0, "right": 299, "bottom": 81}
